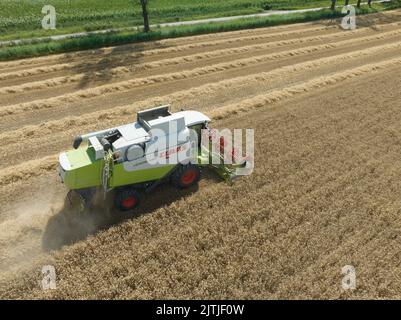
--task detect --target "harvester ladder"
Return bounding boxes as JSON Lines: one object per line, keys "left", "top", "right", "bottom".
{"left": 102, "top": 150, "right": 113, "bottom": 197}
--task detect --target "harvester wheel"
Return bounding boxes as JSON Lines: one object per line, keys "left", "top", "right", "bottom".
{"left": 115, "top": 188, "right": 141, "bottom": 212}
{"left": 171, "top": 164, "right": 201, "bottom": 189}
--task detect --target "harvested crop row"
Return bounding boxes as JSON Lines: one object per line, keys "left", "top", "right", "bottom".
{"left": 2, "top": 19, "right": 401, "bottom": 84}
{"left": 0, "top": 22, "right": 339, "bottom": 71}
{"left": 3, "top": 28, "right": 401, "bottom": 116}
{"left": 2, "top": 54, "right": 401, "bottom": 186}
{"left": 0, "top": 9, "right": 400, "bottom": 73}
{"left": 210, "top": 55, "right": 401, "bottom": 119}
{"left": 0, "top": 25, "right": 341, "bottom": 82}
{"left": 4, "top": 25, "right": 401, "bottom": 95}
{"left": 2, "top": 38, "right": 401, "bottom": 145}
{"left": 0, "top": 156, "right": 58, "bottom": 187}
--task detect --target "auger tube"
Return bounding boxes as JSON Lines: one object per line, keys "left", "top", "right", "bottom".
{"left": 73, "top": 127, "right": 119, "bottom": 149}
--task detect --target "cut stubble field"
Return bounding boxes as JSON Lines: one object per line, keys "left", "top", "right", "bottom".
{"left": 0, "top": 10, "right": 401, "bottom": 299}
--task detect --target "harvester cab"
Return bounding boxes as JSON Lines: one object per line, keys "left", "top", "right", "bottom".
{"left": 59, "top": 105, "right": 248, "bottom": 212}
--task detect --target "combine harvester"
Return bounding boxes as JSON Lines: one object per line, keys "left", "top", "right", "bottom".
{"left": 59, "top": 105, "right": 249, "bottom": 212}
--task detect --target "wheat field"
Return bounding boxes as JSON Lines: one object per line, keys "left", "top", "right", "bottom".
{"left": 1, "top": 10, "right": 401, "bottom": 299}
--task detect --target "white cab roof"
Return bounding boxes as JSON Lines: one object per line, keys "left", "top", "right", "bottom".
{"left": 175, "top": 111, "right": 211, "bottom": 127}
{"left": 112, "top": 110, "right": 210, "bottom": 150}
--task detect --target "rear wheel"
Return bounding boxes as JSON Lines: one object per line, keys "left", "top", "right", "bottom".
{"left": 171, "top": 164, "right": 201, "bottom": 189}
{"left": 115, "top": 188, "right": 141, "bottom": 212}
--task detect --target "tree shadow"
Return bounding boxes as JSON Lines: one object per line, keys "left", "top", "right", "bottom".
{"left": 72, "top": 42, "right": 147, "bottom": 89}
{"left": 60, "top": 38, "right": 168, "bottom": 90}
{"left": 41, "top": 169, "right": 221, "bottom": 252}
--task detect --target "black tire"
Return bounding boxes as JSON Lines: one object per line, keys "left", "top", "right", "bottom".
{"left": 171, "top": 164, "right": 201, "bottom": 189}
{"left": 115, "top": 188, "right": 141, "bottom": 212}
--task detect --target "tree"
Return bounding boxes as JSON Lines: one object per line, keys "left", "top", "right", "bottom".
{"left": 331, "top": 0, "right": 337, "bottom": 10}
{"left": 134, "top": 0, "right": 150, "bottom": 32}
{"left": 368, "top": 0, "right": 372, "bottom": 7}
{"left": 357, "top": 0, "right": 362, "bottom": 8}
{"left": 345, "top": 0, "right": 350, "bottom": 5}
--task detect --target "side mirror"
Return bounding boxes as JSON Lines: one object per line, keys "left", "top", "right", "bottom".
{"left": 73, "top": 136, "right": 82, "bottom": 149}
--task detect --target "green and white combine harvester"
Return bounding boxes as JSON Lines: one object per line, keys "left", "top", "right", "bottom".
{"left": 59, "top": 105, "right": 249, "bottom": 212}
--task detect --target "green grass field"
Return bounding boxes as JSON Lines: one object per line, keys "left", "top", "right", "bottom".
{"left": 0, "top": 0, "right": 332, "bottom": 40}
{"left": 1, "top": 1, "right": 400, "bottom": 61}
{"left": 0, "top": 1, "right": 400, "bottom": 61}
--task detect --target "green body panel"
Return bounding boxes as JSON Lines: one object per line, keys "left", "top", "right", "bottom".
{"left": 63, "top": 147, "right": 103, "bottom": 189}
{"left": 67, "top": 147, "right": 96, "bottom": 168}
{"left": 62, "top": 146, "right": 177, "bottom": 190}
{"left": 109, "top": 164, "right": 176, "bottom": 188}
{"left": 62, "top": 142, "right": 242, "bottom": 190}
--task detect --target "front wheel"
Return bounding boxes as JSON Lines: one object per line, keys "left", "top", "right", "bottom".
{"left": 115, "top": 188, "right": 141, "bottom": 212}
{"left": 171, "top": 164, "right": 201, "bottom": 189}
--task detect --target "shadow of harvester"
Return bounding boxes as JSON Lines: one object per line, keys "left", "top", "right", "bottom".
{"left": 41, "top": 170, "right": 221, "bottom": 251}
{"left": 41, "top": 183, "right": 199, "bottom": 252}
